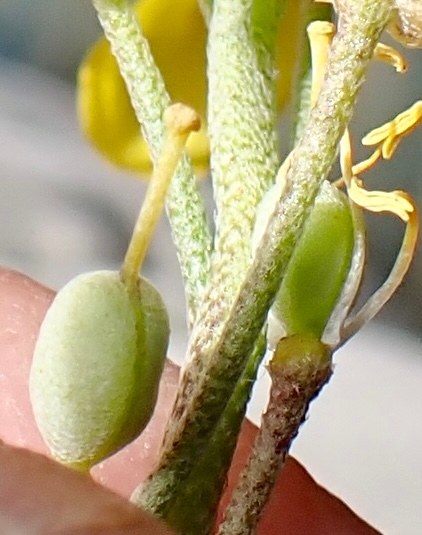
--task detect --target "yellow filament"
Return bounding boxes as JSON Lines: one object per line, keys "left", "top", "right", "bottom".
{"left": 121, "top": 104, "right": 200, "bottom": 291}
{"left": 336, "top": 100, "right": 422, "bottom": 186}
{"left": 351, "top": 149, "right": 382, "bottom": 176}
{"left": 274, "top": 20, "right": 335, "bottom": 195}
{"left": 339, "top": 129, "right": 353, "bottom": 186}
{"left": 307, "top": 21, "right": 336, "bottom": 107}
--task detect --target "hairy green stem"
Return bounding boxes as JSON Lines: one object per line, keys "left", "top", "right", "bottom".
{"left": 206, "top": 0, "right": 283, "bottom": 315}
{"left": 133, "top": 333, "right": 267, "bottom": 535}
{"left": 133, "top": 1, "right": 393, "bottom": 532}
{"left": 92, "top": 0, "right": 212, "bottom": 320}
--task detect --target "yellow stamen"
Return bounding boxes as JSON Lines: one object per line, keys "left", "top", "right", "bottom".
{"left": 362, "top": 100, "right": 422, "bottom": 159}
{"left": 347, "top": 179, "right": 414, "bottom": 222}
{"left": 338, "top": 125, "right": 419, "bottom": 343}
{"left": 373, "top": 42, "right": 408, "bottom": 72}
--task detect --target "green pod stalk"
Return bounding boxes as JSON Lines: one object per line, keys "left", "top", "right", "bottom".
{"left": 29, "top": 270, "right": 169, "bottom": 471}
{"left": 268, "top": 181, "right": 355, "bottom": 346}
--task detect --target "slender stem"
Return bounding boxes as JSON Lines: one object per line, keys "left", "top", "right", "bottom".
{"left": 206, "top": 0, "right": 283, "bottom": 316}
{"left": 121, "top": 105, "right": 201, "bottom": 293}
{"left": 134, "top": 0, "right": 393, "bottom": 531}
{"left": 92, "top": 0, "right": 212, "bottom": 319}
{"left": 133, "top": 334, "right": 267, "bottom": 535}
{"left": 218, "top": 336, "right": 332, "bottom": 535}
{"left": 172, "top": 0, "right": 293, "bottom": 436}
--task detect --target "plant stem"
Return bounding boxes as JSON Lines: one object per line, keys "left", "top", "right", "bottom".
{"left": 218, "top": 336, "right": 332, "bottom": 535}
{"left": 92, "top": 0, "right": 212, "bottom": 320}
{"left": 206, "top": 0, "right": 283, "bottom": 317}
{"left": 133, "top": 1, "right": 393, "bottom": 532}
{"left": 133, "top": 333, "right": 267, "bottom": 535}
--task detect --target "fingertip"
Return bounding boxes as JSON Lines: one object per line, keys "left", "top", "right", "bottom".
{"left": 260, "top": 456, "right": 381, "bottom": 535}
{"left": 0, "top": 441, "right": 176, "bottom": 535}
{"left": 0, "top": 268, "right": 54, "bottom": 453}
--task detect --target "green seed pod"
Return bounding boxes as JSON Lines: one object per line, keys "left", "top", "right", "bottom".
{"left": 267, "top": 181, "right": 355, "bottom": 347}
{"left": 29, "top": 270, "right": 169, "bottom": 471}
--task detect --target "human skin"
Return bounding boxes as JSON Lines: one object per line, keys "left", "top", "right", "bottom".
{"left": 0, "top": 268, "right": 381, "bottom": 534}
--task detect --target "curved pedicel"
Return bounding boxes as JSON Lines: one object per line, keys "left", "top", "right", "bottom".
{"left": 322, "top": 200, "right": 366, "bottom": 348}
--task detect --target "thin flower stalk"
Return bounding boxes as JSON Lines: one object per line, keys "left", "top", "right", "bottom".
{"left": 207, "top": 0, "right": 283, "bottom": 276}
{"left": 91, "top": 0, "right": 212, "bottom": 321}
{"left": 165, "top": 0, "right": 299, "bottom": 452}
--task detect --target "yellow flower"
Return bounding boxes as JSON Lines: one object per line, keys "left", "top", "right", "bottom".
{"left": 77, "top": 0, "right": 302, "bottom": 175}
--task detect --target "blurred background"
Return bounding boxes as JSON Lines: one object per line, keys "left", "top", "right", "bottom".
{"left": 0, "top": 1, "right": 421, "bottom": 533}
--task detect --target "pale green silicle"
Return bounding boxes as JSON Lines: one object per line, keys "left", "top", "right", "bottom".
{"left": 29, "top": 270, "right": 169, "bottom": 471}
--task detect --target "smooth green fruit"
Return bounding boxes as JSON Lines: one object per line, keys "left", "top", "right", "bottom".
{"left": 269, "top": 181, "right": 355, "bottom": 344}
{"left": 29, "top": 270, "right": 169, "bottom": 471}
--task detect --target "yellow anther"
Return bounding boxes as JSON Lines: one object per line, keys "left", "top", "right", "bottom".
{"left": 340, "top": 129, "right": 414, "bottom": 223}
{"left": 347, "top": 178, "right": 414, "bottom": 222}
{"left": 362, "top": 100, "right": 422, "bottom": 159}
{"left": 373, "top": 42, "right": 408, "bottom": 72}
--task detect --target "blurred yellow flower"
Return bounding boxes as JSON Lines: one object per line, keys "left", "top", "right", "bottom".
{"left": 77, "top": 0, "right": 302, "bottom": 175}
